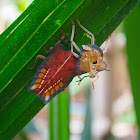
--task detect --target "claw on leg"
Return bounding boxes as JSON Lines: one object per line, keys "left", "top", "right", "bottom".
{"left": 77, "top": 75, "right": 82, "bottom": 85}
{"left": 92, "top": 74, "right": 99, "bottom": 89}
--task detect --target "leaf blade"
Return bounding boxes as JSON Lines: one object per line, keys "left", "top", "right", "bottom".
{"left": 0, "top": 0, "right": 85, "bottom": 92}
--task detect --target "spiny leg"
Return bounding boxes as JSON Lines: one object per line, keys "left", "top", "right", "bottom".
{"left": 103, "top": 35, "right": 111, "bottom": 54}
{"left": 44, "top": 29, "right": 65, "bottom": 54}
{"left": 27, "top": 55, "right": 46, "bottom": 70}
{"left": 92, "top": 73, "right": 99, "bottom": 89}
{"left": 70, "top": 19, "right": 80, "bottom": 58}
{"left": 77, "top": 19, "right": 95, "bottom": 45}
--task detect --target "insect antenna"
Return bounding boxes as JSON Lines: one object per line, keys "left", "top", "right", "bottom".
{"left": 52, "top": 35, "right": 71, "bottom": 48}
{"left": 105, "top": 69, "right": 110, "bottom": 71}
{"left": 96, "top": 69, "right": 111, "bottom": 73}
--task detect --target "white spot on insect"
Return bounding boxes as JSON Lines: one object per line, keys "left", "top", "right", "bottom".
{"left": 45, "top": 95, "right": 50, "bottom": 101}
{"left": 48, "top": 86, "right": 52, "bottom": 90}
{"left": 31, "top": 85, "right": 36, "bottom": 90}
{"left": 45, "top": 89, "right": 48, "bottom": 93}
{"left": 39, "top": 85, "right": 42, "bottom": 89}
{"left": 56, "top": 78, "right": 63, "bottom": 84}
{"left": 38, "top": 80, "right": 45, "bottom": 89}
{"left": 41, "top": 80, "right": 45, "bottom": 85}
{"left": 43, "top": 69, "right": 50, "bottom": 79}
{"left": 43, "top": 75, "right": 47, "bottom": 79}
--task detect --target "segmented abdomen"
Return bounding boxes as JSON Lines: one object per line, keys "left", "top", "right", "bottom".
{"left": 29, "top": 50, "right": 77, "bottom": 103}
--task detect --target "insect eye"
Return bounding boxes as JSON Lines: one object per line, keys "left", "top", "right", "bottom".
{"left": 93, "top": 61, "right": 97, "bottom": 64}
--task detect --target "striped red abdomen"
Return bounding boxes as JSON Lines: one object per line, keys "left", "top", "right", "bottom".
{"left": 30, "top": 50, "right": 77, "bottom": 102}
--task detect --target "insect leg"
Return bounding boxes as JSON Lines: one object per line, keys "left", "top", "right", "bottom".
{"left": 92, "top": 74, "right": 99, "bottom": 89}
{"left": 27, "top": 55, "right": 46, "bottom": 70}
{"left": 57, "top": 28, "right": 65, "bottom": 43}
{"left": 76, "top": 75, "right": 89, "bottom": 85}
{"left": 70, "top": 19, "right": 80, "bottom": 58}
{"left": 103, "top": 42, "right": 107, "bottom": 55}
{"left": 101, "top": 35, "right": 111, "bottom": 54}
{"left": 77, "top": 19, "right": 95, "bottom": 45}
{"left": 77, "top": 75, "right": 82, "bottom": 85}
{"left": 44, "top": 47, "right": 53, "bottom": 54}
{"left": 44, "top": 29, "right": 65, "bottom": 54}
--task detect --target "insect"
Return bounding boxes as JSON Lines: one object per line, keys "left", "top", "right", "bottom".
{"left": 28, "top": 19, "right": 109, "bottom": 104}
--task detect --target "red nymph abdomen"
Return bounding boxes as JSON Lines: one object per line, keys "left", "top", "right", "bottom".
{"left": 29, "top": 49, "right": 77, "bottom": 102}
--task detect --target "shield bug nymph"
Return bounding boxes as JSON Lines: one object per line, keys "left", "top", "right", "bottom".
{"left": 28, "top": 19, "right": 109, "bottom": 104}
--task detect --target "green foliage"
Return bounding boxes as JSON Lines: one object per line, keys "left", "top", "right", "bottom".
{"left": 125, "top": 3, "right": 140, "bottom": 135}
{"left": 49, "top": 91, "right": 70, "bottom": 140}
{"left": 0, "top": 0, "right": 139, "bottom": 139}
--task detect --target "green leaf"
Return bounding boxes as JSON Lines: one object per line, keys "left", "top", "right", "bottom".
{"left": 0, "top": 0, "right": 139, "bottom": 139}
{"left": 0, "top": 0, "right": 85, "bottom": 91}
{"left": 49, "top": 91, "right": 70, "bottom": 140}
{"left": 125, "top": 3, "right": 140, "bottom": 135}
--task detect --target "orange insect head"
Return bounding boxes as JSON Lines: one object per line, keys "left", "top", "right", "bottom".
{"left": 79, "top": 44, "right": 105, "bottom": 73}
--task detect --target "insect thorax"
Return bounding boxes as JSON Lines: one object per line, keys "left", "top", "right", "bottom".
{"left": 79, "top": 48, "right": 103, "bottom": 73}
